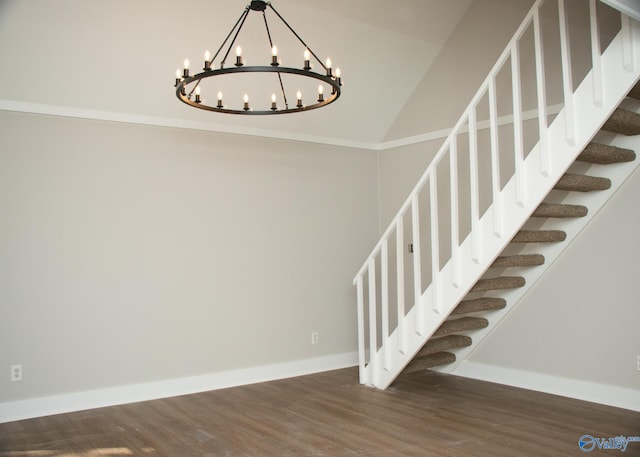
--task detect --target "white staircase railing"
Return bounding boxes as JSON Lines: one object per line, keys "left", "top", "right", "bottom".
{"left": 353, "top": 0, "right": 640, "bottom": 389}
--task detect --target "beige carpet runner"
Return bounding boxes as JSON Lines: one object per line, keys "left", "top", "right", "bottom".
{"left": 602, "top": 108, "right": 640, "bottom": 136}
{"left": 532, "top": 203, "right": 587, "bottom": 218}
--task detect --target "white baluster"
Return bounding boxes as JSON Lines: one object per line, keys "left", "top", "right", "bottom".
{"left": 559, "top": 0, "right": 576, "bottom": 145}
{"left": 468, "top": 108, "right": 481, "bottom": 263}
{"left": 429, "top": 169, "right": 441, "bottom": 313}
{"left": 621, "top": 14, "right": 635, "bottom": 72}
{"left": 380, "top": 239, "right": 390, "bottom": 371}
{"left": 589, "top": 0, "right": 603, "bottom": 107}
{"left": 356, "top": 275, "right": 368, "bottom": 385}
{"left": 534, "top": 7, "right": 550, "bottom": 176}
{"left": 395, "top": 218, "right": 406, "bottom": 354}
{"left": 511, "top": 41, "right": 526, "bottom": 207}
{"left": 367, "top": 259, "right": 378, "bottom": 386}
{"left": 488, "top": 79, "right": 503, "bottom": 238}
{"left": 449, "top": 139, "right": 461, "bottom": 287}
{"left": 411, "top": 193, "right": 424, "bottom": 335}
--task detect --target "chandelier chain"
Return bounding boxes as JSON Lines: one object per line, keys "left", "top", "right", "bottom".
{"left": 220, "top": 7, "right": 251, "bottom": 68}
{"left": 267, "top": 3, "right": 327, "bottom": 72}
{"left": 262, "top": 11, "right": 289, "bottom": 109}
{"left": 212, "top": 6, "right": 250, "bottom": 68}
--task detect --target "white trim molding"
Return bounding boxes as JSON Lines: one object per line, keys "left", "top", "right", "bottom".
{"left": 0, "top": 100, "right": 378, "bottom": 151}
{"left": 601, "top": 0, "right": 640, "bottom": 22}
{"left": 376, "top": 104, "right": 564, "bottom": 150}
{"left": 0, "top": 352, "right": 358, "bottom": 424}
{"left": 454, "top": 360, "right": 640, "bottom": 412}
{"left": 0, "top": 99, "right": 564, "bottom": 152}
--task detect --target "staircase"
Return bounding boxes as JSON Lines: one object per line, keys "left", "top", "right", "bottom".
{"left": 353, "top": 0, "right": 640, "bottom": 390}
{"left": 404, "top": 119, "right": 638, "bottom": 376}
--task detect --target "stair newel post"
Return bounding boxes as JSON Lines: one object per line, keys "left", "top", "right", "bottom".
{"left": 558, "top": 0, "right": 576, "bottom": 145}
{"left": 367, "top": 258, "right": 378, "bottom": 386}
{"left": 511, "top": 41, "right": 526, "bottom": 207}
{"left": 411, "top": 193, "right": 424, "bottom": 335}
{"left": 449, "top": 140, "right": 461, "bottom": 288}
{"left": 534, "top": 7, "right": 551, "bottom": 177}
{"left": 355, "top": 275, "right": 368, "bottom": 385}
{"left": 429, "top": 169, "right": 442, "bottom": 314}
{"left": 468, "top": 108, "right": 481, "bottom": 264}
{"left": 488, "top": 79, "right": 503, "bottom": 238}
{"left": 589, "top": 0, "right": 603, "bottom": 107}
{"left": 381, "top": 239, "right": 390, "bottom": 371}
{"left": 395, "top": 218, "right": 407, "bottom": 354}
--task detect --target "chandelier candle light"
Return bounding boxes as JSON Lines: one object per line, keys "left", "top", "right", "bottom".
{"left": 174, "top": 0, "right": 342, "bottom": 115}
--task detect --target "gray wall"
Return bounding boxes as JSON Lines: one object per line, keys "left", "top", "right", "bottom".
{"left": 0, "top": 111, "right": 379, "bottom": 402}
{"left": 383, "top": 0, "right": 536, "bottom": 142}
{"left": 378, "top": 0, "right": 536, "bottom": 230}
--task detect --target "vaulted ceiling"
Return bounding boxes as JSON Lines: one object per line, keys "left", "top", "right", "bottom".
{"left": 0, "top": 0, "right": 474, "bottom": 147}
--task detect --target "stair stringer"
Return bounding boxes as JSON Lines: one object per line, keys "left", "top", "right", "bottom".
{"left": 363, "top": 20, "right": 640, "bottom": 390}
{"left": 436, "top": 130, "right": 640, "bottom": 376}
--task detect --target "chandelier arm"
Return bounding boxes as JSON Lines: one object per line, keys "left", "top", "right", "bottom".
{"left": 261, "top": 11, "right": 289, "bottom": 109}
{"left": 266, "top": 3, "right": 328, "bottom": 72}
{"left": 276, "top": 71, "right": 288, "bottom": 110}
{"left": 220, "top": 6, "right": 251, "bottom": 67}
{"left": 262, "top": 10, "right": 274, "bottom": 50}
{"left": 187, "top": 79, "right": 202, "bottom": 99}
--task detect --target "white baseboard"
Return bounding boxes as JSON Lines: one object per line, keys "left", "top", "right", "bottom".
{"left": 0, "top": 352, "right": 358, "bottom": 424}
{"left": 452, "top": 360, "right": 640, "bottom": 412}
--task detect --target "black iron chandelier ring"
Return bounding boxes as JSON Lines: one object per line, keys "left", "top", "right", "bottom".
{"left": 174, "top": 0, "right": 343, "bottom": 115}
{"left": 176, "top": 66, "right": 341, "bottom": 115}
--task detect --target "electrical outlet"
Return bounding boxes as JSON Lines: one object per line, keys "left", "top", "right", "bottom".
{"left": 311, "top": 332, "right": 319, "bottom": 345}
{"left": 637, "top": 355, "right": 640, "bottom": 372}
{"left": 11, "top": 365, "right": 22, "bottom": 382}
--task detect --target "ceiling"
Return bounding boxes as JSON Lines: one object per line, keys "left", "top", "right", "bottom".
{"left": 0, "top": 0, "right": 473, "bottom": 147}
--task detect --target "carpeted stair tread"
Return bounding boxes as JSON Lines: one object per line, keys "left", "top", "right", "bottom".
{"left": 554, "top": 173, "right": 611, "bottom": 192}
{"left": 532, "top": 203, "right": 588, "bottom": 218}
{"left": 511, "top": 230, "right": 566, "bottom": 243}
{"left": 471, "top": 276, "right": 525, "bottom": 292}
{"left": 490, "top": 254, "right": 545, "bottom": 268}
{"left": 434, "top": 317, "right": 489, "bottom": 337}
{"left": 602, "top": 108, "right": 640, "bottom": 136}
{"left": 417, "top": 335, "right": 472, "bottom": 357}
{"left": 403, "top": 352, "right": 456, "bottom": 374}
{"left": 577, "top": 142, "right": 636, "bottom": 164}
{"left": 452, "top": 297, "right": 507, "bottom": 315}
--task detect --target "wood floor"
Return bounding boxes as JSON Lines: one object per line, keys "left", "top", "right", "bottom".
{"left": 0, "top": 367, "right": 638, "bottom": 456}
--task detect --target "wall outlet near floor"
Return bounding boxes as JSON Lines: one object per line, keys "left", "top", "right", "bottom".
{"left": 637, "top": 355, "right": 640, "bottom": 372}
{"left": 311, "top": 331, "right": 319, "bottom": 345}
{"left": 11, "top": 364, "right": 22, "bottom": 382}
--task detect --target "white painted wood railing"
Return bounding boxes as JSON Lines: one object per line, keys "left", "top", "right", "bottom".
{"left": 354, "top": 0, "right": 640, "bottom": 389}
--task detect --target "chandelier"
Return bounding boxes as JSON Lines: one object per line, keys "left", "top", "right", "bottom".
{"left": 174, "top": 0, "right": 343, "bottom": 115}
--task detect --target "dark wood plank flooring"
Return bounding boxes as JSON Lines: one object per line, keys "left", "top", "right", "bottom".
{"left": 1, "top": 368, "right": 638, "bottom": 456}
